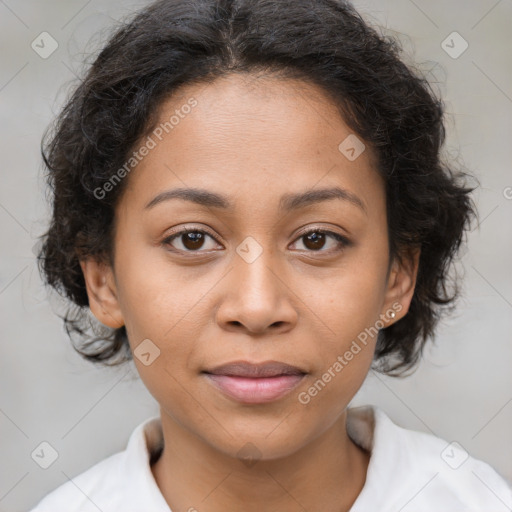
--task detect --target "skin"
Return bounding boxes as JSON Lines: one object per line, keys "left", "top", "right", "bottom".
{"left": 80, "top": 72, "right": 420, "bottom": 512}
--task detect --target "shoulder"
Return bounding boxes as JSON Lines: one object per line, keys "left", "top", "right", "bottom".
{"left": 348, "top": 405, "right": 512, "bottom": 511}
{"left": 393, "top": 413, "right": 512, "bottom": 510}
{"left": 28, "top": 416, "right": 168, "bottom": 512}
{"left": 28, "top": 450, "right": 126, "bottom": 511}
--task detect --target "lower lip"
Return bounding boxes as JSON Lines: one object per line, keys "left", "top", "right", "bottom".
{"left": 204, "top": 373, "right": 306, "bottom": 404}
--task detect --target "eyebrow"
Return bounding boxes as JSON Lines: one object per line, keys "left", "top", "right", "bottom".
{"left": 144, "top": 186, "right": 367, "bottom": 214}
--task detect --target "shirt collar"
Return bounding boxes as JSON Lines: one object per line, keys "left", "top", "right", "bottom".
{"left": 122, "top": 415, "right": 171, "bottom": 511}
{"left": 128, "top": 405, "right": 390, "bottom": 511}
{"left": 347, "top": 405, "right": 412, "bottom": 511}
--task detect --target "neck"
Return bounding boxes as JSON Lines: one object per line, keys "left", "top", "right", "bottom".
{"left": 151, "top": 408, "right": 370, "bottom": 512}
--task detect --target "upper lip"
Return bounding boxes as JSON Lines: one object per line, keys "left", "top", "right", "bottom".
{"left": 203, "top": 360, "right": 307, "bottom": 378}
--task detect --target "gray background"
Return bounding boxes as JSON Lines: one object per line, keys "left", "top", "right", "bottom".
{"left": 0, "top": 1, "right": 511, "bottom": 510}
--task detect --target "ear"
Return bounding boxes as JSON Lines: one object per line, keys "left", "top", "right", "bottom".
{"left": 381, "top": 247, "right": 420, "bottom": 324}
{"left": 79, "top": 258, "right": 125, "bottom": 329}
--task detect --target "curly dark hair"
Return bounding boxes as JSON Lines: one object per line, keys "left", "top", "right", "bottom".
{"left": 37, "top": 0, "right": 477, "bottom": 376}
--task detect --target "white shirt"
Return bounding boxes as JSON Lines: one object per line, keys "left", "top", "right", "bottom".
{"left": 29, "top": 405, "right": 512, "bottom": 511}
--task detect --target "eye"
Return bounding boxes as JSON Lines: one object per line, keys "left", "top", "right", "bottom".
{"left": 162, "top": 228, "right": 221, "bottom": 253}
{"left": 162, "top": 226, "right": 351, "bottom": 255}
{"left": 290, "top": 228, "right": 350, "bottom": 253}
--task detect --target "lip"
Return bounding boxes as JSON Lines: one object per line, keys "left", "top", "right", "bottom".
{"left": 204, "top": 360, "right": 306, "bottom": 378}
{"left": 202, "top": 360, "right": 307, "bottom": 404}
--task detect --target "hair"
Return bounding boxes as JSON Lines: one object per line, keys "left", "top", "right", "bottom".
{"left": 37, "top": 0, "right": 477, "bottom": 376}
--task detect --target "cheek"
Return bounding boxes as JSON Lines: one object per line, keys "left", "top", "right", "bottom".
{"left": 112, "top": 240, "right": 210, "bottom": 386}
{"left": 113, "top": 236, "right": 194, "bottom": 338}
{"left": 297, "top": 286, "right": 378, "bottom": 418}
{"left": 303, "top": 257, "right": 388, "bottom": 343}
{"left": 296, "top": 245, "right": 388, "bottom": 389}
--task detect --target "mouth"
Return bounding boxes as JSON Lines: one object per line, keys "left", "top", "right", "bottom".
{"left": 202, "top": 360, "right": 307, "bottom": 404}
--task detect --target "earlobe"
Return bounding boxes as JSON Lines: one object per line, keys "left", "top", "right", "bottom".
{"left": 382, "top": 247, "right": 421, "bottom": 324}
{"left": 79, "top": 258, "right": 125, "bottom": 329}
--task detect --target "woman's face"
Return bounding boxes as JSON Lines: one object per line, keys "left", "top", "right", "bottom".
{"left": 82, "top": 73, "right": 418, "bottom": 459}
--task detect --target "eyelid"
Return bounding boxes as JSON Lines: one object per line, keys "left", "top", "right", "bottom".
{"left": 165, "top": 224, "right": 219, "bottom": 240}
{"left": 295, "top": 225, "right": 349, "bottom": 240}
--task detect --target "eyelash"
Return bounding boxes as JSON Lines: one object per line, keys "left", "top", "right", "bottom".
{"left": 161, "top": 227, "right": 351, "bottom": 255}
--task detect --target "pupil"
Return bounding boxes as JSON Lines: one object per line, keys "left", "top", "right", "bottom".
{"left": 183, "top": 232, "right": 204, "bottom": 250}
{"left": 305, "top": 232, "right": 325, "bottom": 250}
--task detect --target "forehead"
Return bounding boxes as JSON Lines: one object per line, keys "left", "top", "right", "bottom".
{"left": 120, "top": 72, "right": 384, "bottom": 216}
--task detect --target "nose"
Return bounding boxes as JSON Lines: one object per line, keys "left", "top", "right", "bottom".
{"left": 215, "top": 247, "right": 298, "bottom": 335}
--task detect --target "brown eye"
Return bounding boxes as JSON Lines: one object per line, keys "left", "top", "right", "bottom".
{"left": 303, "top": 231, "right": 327, "bottom": 250}
{"left": 291, "top": 229, "right": 350, "bottom": 253}
{"left": 163, "top": 229, "right": 220, "bottom": 253}
{"left": 181, "top": 231, "right": 206, "bottom": 250}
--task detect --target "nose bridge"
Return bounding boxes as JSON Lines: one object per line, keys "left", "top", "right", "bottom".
{"left": 216, "top": 234, "right": 297, "bottom": 333}
{"left": 233, "top": 234, "right": 282, "bottom": 301}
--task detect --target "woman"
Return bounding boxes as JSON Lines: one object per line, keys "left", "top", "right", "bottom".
{"left": 31, "top": 0, "right": 512, "bottom": 510}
